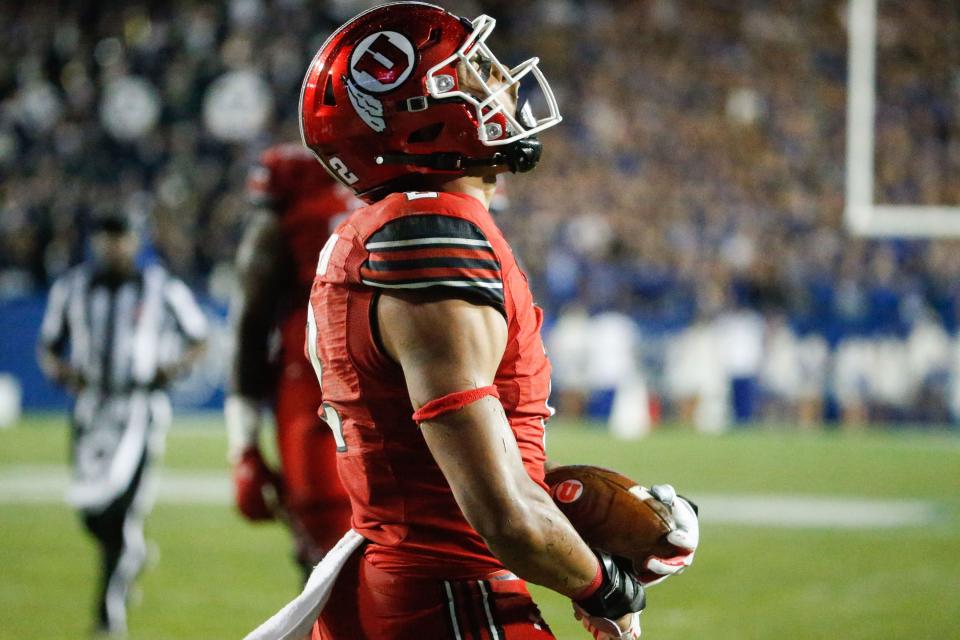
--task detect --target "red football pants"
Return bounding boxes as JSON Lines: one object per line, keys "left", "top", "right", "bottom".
{"left": 275, "top": 364, "right": 351, "bottom": 561}
{"left": 313, "top": 551, "right": 556, "bottom": 639}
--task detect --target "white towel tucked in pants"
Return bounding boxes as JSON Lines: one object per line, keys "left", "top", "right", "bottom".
{"left": 244, "top": 529, "right": 365, "bottom": 640}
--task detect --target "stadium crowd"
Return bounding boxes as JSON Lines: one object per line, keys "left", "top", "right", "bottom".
{"left": 2, "top": 0, "right": 959, "bottom": 426}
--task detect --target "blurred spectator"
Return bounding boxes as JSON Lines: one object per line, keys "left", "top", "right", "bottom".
{"left": 662, "top": 285, "right": 729, "bottom": 433}
{"left": 546, "top": 305, "right": 591, "bottom": 416}
{"left": 715, "top": 305, "right": 765, "bottom": 425}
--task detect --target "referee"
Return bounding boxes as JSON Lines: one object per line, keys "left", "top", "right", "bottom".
{"left": 37, "top": 213, "right": 208, "bottom": 637}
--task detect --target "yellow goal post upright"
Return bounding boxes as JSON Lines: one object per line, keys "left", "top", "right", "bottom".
{"left": 845, "top": 0, "right": 960, "bottom": 237}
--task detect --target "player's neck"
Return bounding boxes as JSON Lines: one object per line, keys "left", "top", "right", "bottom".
{"left": 439, "top": 174, "right": 498, "bottom": 211}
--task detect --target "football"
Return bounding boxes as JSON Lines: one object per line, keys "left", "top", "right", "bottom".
{"left": 545, "top": 465, "right": 679, "bottom": 581}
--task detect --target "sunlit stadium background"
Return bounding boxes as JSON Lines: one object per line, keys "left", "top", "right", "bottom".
{"left": 1, "top": 1, "right": 958, "bottom": 638}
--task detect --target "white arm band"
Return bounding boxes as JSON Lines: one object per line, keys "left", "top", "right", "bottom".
{"left": 225, "top": 395, "right": 262, "bottom": 463}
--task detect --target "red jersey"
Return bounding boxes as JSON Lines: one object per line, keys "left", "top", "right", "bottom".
{"left": 247, "top": 143, "right": 362, "bottom": 372}
{"left": 307, "top": 191, "right": 552, "bottom": 579}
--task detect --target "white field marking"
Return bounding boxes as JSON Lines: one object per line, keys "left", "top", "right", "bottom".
{"left": 698, "top": 494, "right": 939, "bottom": 529}
{"left": 0, "top": 465, "right": 942, "bottom": 528}
{"left": 0, "top": 465, "right": 230, "bottom": 505}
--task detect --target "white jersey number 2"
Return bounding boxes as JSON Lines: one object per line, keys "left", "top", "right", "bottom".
{"left": 306, "top": 257, "right": 347, "bottom": 451}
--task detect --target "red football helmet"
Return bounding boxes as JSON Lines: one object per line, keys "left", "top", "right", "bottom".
{"left": 299, "top": 1, "right": 562, "bottom": 201}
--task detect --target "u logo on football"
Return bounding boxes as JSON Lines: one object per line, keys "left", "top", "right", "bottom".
{"left": 554, "top": 479, "right": 584, "bottom": 504}
{"left": 349, "top": 31, "right": 416, "bottom": 93}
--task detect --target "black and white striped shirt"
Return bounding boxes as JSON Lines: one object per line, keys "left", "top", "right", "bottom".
{"left": 39, "top": 264, "right": 208, "bottom": 393}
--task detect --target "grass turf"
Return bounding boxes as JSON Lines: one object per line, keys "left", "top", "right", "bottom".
{"left": 1, "top": 414, "right": 957, "bottom": 639}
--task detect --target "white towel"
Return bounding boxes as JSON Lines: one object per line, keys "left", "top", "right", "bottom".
{"left": 244, "top": 529, "right": 365, "bottom": 640}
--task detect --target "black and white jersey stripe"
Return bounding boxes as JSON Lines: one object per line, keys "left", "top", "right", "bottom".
{"left": 361, "top": 215, "right": 504, "bottom": 312}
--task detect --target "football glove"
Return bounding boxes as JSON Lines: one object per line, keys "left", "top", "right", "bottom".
{"left": 574, "top": 604, "right": 641, "bottom": 640}
{"left": 233, "top": 446, "right": 283, "bottom": 521}
{"left": 575, "top": 551, "right": 646, "bottom": 621}
{"left": 639, "top": 485, "right": 699, "bottom": 587}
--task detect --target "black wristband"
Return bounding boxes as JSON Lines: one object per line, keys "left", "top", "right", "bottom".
{"left": 574, "top": 551, "right": 646, "bottom": 620}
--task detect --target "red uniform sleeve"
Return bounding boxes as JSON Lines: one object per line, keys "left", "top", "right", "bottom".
{"left": 360, "top": 214, "right": 504, "bottom": 312}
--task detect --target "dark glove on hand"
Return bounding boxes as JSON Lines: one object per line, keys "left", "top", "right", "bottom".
{"left": 575, "top": 551, "right": 646, "bottom": 621}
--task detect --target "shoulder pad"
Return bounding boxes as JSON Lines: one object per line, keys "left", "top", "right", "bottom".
{"left": 360, "top": 213, "right": 504, "bottom": 311}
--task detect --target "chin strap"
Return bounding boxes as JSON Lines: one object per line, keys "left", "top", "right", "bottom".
{"left": 376, "top": 138, "right": 542, "bottom": 174}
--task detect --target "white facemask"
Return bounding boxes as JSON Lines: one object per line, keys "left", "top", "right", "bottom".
{"left": 425, "top": 15, "right": 563, "bottom": 146}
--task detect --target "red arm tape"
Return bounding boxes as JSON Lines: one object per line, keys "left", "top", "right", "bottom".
{"left": 411, "top": 385, "right": 501, "bottom": 424}
{"left": 573, "top": 561, "right": 604, "bottom": 601}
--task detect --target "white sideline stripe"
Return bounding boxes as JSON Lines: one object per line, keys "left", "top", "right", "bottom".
{"left": 0, "top": 466, "right": 941, "bottom": 528}
{"left": 0, "top": 466, "right": 230, "bottom": 505}
{"left": 700, "top": 495, "right": 938, "bottom": 529}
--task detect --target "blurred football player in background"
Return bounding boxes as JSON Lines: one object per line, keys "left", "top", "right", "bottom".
{"left": 246, "top": 4, "right": 698, "bottom": 640}
{"left": 37, "top": 212, "right": 208, "bottom": 637}
{"left": 226, "top": 142, "right": 359, "bottom": 576}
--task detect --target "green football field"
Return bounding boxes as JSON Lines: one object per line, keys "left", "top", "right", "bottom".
{"left": 1, "top": 414, "right": 958, "bottom": 639}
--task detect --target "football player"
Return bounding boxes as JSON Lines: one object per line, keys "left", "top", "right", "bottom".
{"left": 259, "top": 4, "right": 699, "bottom": 639}
{"left": 226, "top": 142, "right": 360, "bottom": 573}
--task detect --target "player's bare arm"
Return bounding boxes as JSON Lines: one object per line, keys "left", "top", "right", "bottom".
{"left": 378, "top": 290, "right": 643, "bottom": 623}
{"left": 226, "top": 210, "right": 288, "bottom": 458}
{"left": 230, "top": 211, "right": 289, "bottom": 402}
{"left": 226, "top": 210, "right": 291, "bottom": 519}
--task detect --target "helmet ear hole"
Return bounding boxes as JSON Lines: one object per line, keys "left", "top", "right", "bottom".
{"left": 407, "top": 122, "right": 444, "bottom": 144}
{"left": 323, "top": 76, "right": 337, "bottom": 106}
